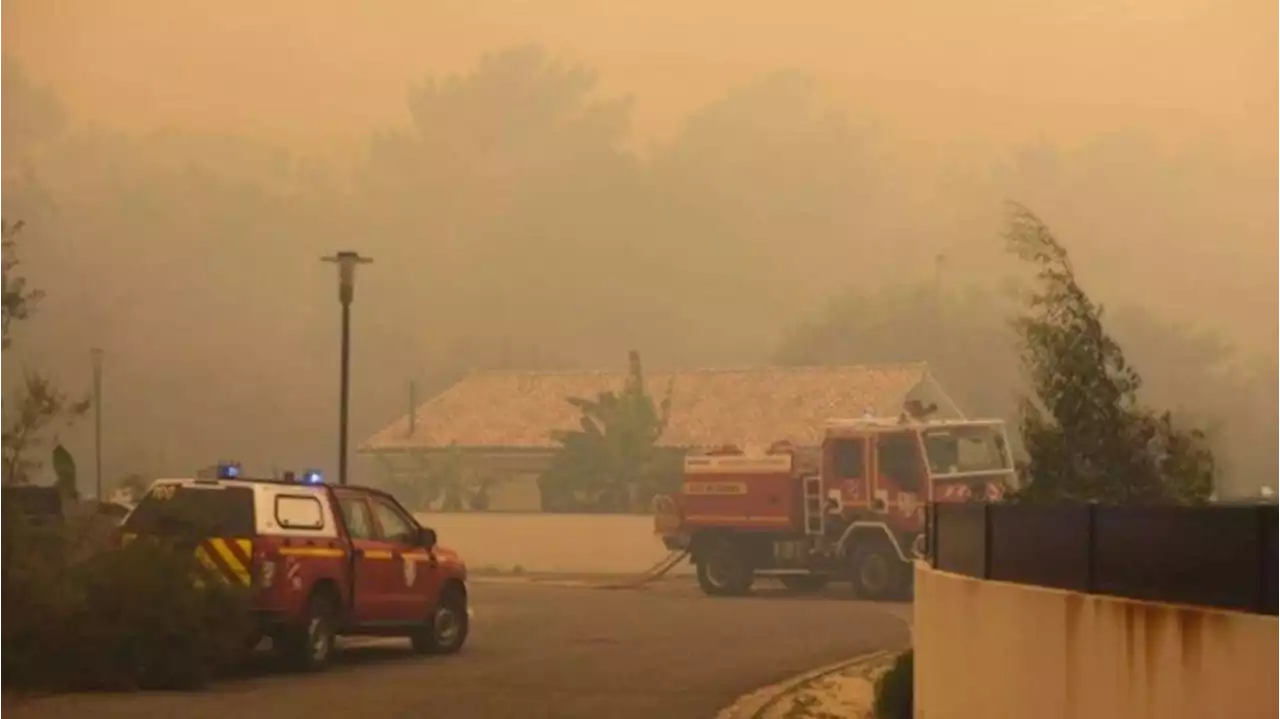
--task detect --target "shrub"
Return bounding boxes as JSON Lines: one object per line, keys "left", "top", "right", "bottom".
{"left": 2, "top": 516, "right": 252, "bottom": 692}
{"left": 873, "top": 648, "right": 913, "bottom": 719}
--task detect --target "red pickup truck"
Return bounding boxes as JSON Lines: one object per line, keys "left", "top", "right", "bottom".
{"left": 120, "top": 467, "right": 469, "bottom": 671}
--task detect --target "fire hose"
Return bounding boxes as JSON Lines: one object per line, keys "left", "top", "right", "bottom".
{"left": 592, "top": 549, "right": 690, "bottom": 590}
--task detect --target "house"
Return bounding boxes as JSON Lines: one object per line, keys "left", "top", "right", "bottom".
{"left": 357, "top": 363, "right": 961, "bottom": 511}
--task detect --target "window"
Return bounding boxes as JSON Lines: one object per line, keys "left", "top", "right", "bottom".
{"left": 125, "top": 484, "right": 255, "bottom": 536}
{"left": 338, "top": 497, "right": 376, "bottom": 540}
{"left": 878, "top": 432, "right": 924, "bottom": 493}
{"left": 275, "top": 495, "right": 324, "bottom": 530}
{"left": 372, "top": 498, "right": 417, "bottom": 545}
{"left": 831, "top": 439, "right": 866, "bottom": 480}
{"left": 923, "top": 426, "right": 1012, "bottom": 475}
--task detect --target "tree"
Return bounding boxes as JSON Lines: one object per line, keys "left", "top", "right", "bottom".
{"left": 646, "top": 72, "right": 902, "bottom": 365}
{"left": 1, "top": 221, "right": 89, "bottom": 487}
{"left": 1004, "top": 202, "right": 1213, "bottom": 504}
{"left": 355, "top": 46, "right": 648, "bottom": 365}
{"left": 538, "top": 351, "right": 682, "bottom": 512}
{"left": 2, "top": 57, "right": 67, "bottom": 175}
{"left": 773, "top": 281, "right": 1022, "bottom": 420}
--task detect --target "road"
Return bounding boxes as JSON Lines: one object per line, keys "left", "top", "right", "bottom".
{"left": 5, "top": 579, "right": 911, "bottom": 719}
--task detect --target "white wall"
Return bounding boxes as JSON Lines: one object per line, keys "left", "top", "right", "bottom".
{"left": 414, "top": 512, "right": 693, "bottom": 575}
{"left": 914, "top": 564, "right": 1279, "bottom": 719}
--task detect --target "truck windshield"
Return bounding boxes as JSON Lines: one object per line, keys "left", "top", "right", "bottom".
{"left": 922, "top": 425, "right": 1011, "bottom": 477}
{"left": 123, "top": 484, "right": 255, "bottom": 537}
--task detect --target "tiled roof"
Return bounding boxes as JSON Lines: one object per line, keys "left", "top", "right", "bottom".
{"left": 359, "top": 364, "right": 931, "bottom": 453}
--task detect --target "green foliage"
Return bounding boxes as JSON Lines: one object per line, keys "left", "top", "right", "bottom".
{"left": 1, "top": 221, "right": 91, "bottom": 487}
{"left": 379, "top": 444, "right": 499, "bottom": 512}
{"left": 2, "top": 515, "right": 251, "bottom": 691}
{"left": 52, "top": 443, "right": 78, "bottom": 498}
{"left": 873, "top": 649, "right": 914, "bottom": 719}
{"left": 773, "top": 280, "right": 1021, "bottom": 420}
{"left": 424, "top": 444, "right": 472, "bottom": 511}
{"left": 1004, "top": 203, "right": 1214, "bottom": 504}
{"left": 539, "top": 351, "right": 683, "bottom": 513}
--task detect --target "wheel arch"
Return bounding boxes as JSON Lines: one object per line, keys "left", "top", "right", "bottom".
{"left": 687, "top": 528, "right": 732, "bottom": 563}
{"left": 837, "top": 522, "right": 910, "bottom": 563}
{"left": 440, "top": 577, "right": 467, "bottom": 606}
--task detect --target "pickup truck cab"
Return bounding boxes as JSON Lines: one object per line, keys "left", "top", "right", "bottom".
{"left": 119, "top": 466, "right": 468, "bottom": 671}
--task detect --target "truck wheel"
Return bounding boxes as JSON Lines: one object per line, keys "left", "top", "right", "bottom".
{"left": 411, "top": 585, "right": 469, "bottom": 655}
{"left": 849, "top": 543, "right": 904, "bottom": 601}
{"left": 779, "top": 575, "right": 830, "bottom": 594}
{"left": 279, "top": 592, "right": 338, "bottom": 672}
{"left": 696, "top": 538, "right": 753, "bottom": 597}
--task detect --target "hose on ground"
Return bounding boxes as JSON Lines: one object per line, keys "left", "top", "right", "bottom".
{"left": 593, "top": 549, "right": 690, "bottom": 590}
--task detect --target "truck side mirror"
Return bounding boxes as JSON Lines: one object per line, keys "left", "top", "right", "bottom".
{"left": 418, "top": 527, "right": 438, "bottom": 550}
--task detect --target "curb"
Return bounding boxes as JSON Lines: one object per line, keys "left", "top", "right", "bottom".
{"left": 714, "top": 650, "right": 896, "bottom": 719}
{"left": 468, "top": 574, "right": 693, "bottom": 589}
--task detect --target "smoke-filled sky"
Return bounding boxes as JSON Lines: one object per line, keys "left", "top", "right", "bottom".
{"left": 7, "top": 0, "right": 1275, "bottom": 156}
{"left": 2, "top": 0, "right": 1275, "bottom": 489}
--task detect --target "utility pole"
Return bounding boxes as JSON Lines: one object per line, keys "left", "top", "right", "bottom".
{"left": 321, "top": 251, "right": 373, "bottom": 485}
{"left": 90, "top": 348, "right": 105, "bottom": 500}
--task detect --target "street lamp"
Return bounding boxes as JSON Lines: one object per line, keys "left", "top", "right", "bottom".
{"left": 90, "top": 348, "right": 105, "bottom": 501}
{"left": 321, "top": 251, "right": 373, "bottom": 486}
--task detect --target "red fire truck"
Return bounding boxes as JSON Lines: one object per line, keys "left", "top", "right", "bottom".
{"left": 653, "top": 413, "right": 1015, "bottom": 600}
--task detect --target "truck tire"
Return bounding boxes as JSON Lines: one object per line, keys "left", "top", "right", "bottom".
{"left": 696, "top": 537, "right": 753, "bottom": 597}
{"left": 849, "top": 542, "right": 905, "bottom": 601}
{"left": 411, "top": 584, "right": 469, "bottom": 655}
{"left": 279, "top": 591, "right": 338, "bottom": 672}
{"left": 779, "top": 574, "right": 830, "bottom": 594}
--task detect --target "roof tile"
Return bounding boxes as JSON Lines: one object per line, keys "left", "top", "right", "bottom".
{"left": 359, "top": 364, "right": 930, "bottom": 452}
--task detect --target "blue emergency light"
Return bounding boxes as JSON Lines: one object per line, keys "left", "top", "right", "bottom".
{"left": 301, "top": 469, "right": 323, "bottom": 485}
{"left": 217, "top": 462, "right": 242, "bottom": 479}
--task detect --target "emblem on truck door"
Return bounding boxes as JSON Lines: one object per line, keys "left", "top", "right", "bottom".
{"left": 403, "top": 555, "right": 417, "bottom": 588}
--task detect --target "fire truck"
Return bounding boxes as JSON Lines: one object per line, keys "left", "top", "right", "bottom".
{"left": 652, "top": 411, "right": 1015, "bottom": 600}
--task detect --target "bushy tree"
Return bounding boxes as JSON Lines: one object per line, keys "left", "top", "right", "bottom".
{"left": 773, "top": 280, "right": 1021, "bottom": 420}
{"left": 539, "top": 351, "right": 682, "bottom": 512}
{"left": 1, "top": 220, "right": 89, "bottom": 487}
{"left": 1004, "top": 203, "right": 1213, "bottom": 504}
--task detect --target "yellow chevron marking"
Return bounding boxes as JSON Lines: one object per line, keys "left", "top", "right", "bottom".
{"left": 193, "top": 545, "right": 227, "bottom": 584}
{"left": 208, "top": 538, "right": 251, "bottom": 586}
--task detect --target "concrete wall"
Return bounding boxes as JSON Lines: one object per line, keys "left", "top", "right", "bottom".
{"left": 414, "top": 512, "right": 692, "bottom": 575}
{"left": 914, "top": 564, "right": 1278, "bottom": 719}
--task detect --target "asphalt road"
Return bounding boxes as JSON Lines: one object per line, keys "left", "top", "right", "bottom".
{"left": 5, "top": 579, "right": 911, "bottom": 719}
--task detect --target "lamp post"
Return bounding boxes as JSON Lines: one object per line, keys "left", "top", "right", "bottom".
{"left": 321, "top": 251, "right": 373, "bottom": 486}
{"left": 90, "top": 348, "right": 105, "bottom": 501}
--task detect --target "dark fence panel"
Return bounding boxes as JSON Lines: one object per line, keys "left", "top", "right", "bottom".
{"left": 1259, "top": 501, "right": 1280, "bottom": 614}
{"left": 928, "top": 502, "right": 1278, "bottom": 616}
{"left": 987, "top": 503, "right": 1091, "bottom": 591}
{"left": 930, "top": 502, "right": 987, "bottom": 578}
{"left": 1092, "top": 505, "right": 1263, "bottom": 613}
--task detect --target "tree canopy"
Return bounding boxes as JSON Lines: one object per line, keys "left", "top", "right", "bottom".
{"left": 1004, "top": 203, "right": 1214, "bottom": 504}
{"left": 1, "top": 221, "right": 90, "bottom": 488}
{"left": 538, "top": 351, "right": 682, "bottom": 513}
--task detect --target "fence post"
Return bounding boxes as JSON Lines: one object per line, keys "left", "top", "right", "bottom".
{"left": 1085, "top": 502, "right": 1097, "bottom": 594}
{"left": 982, "top": 502, "right": 993, "bottom": 580}
{"left": 926, "top": 503, "right": 937, "bottom": 567}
